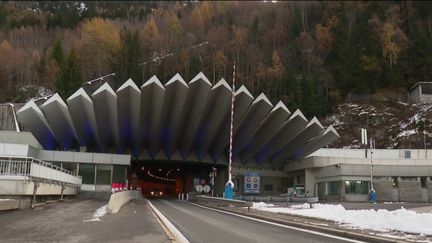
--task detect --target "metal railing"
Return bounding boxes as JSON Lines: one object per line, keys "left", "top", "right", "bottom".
{"left": 0, "top": 156, "right": 82, "bottom": 185}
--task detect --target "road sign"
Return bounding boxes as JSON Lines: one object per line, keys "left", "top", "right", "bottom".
{"left": 203, "top": 185, "right": 211, "bottom": 193}
{"left": 244, "top": 173, "right": 260, "bottom": 194}
{"left": 195, "top": 185, "right": 204, "bottom": 193}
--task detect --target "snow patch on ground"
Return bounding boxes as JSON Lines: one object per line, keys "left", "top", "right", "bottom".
{"left": 252, "top": 202, "right": 432, "bottom": 235}
{"left": 83, "top": 204, "right": 107, "bottom": 222}
{"left": 252, "top": 202, "right": 274, "bottom": 208}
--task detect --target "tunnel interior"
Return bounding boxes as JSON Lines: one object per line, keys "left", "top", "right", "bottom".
{"left": 130, "top": 160, "right": 225, "bottom": 198}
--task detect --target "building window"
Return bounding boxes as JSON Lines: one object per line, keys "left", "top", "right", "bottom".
{"left": 344, "top": 181, "right": 369, "bottom": 194}
{"left": 112, "top": 165, "right": 126, "bottom": 184}
{"left": 62, "top": 162, "right": 77, "bottom": 174}
{"left": 392, "top": 177, "right": 398, "bottom": 187}
{"left": 79, "top": 163, "right": 95, "bottom": 185}
{"left": 327, "top": 181, "right": 339, "bottom": 195}
{"left": 421, "top": 177, "right": 427, "bottom": 188}
{"left": 404, "top": 150, "right": 411, "bottom": 158}
{"left": 400, "top": 176, "right": 418, "bottom": 182}
{"left": 264, "top": 184, "right": 273, "bottom": 191}
{"left": 96, "top": 164, "right": 112, "bottom": 185}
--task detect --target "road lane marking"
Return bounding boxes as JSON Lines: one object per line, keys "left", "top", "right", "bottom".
{"left": 148, "top": 200, "right": 190, "bottom": 243}
{"left": 147, "top": 203, "right": 176, "bottom": 242}
{"left": 189, "top": 202, "right": 366, "bottom": 243}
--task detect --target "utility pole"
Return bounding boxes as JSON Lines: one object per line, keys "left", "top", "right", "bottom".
{"left": 369, "top": 138, "right": 375, "bottom": 191}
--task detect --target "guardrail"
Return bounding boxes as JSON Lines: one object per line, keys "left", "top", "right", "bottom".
{"left": 0, "top": 156, "right": 82, "bottom": 185}
{"left": 191, "top": 195, "right": 252, "bottom": 207}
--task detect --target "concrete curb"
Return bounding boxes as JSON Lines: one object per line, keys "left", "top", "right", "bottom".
{"left": 107, "top": 190, "right": 141, "bottom": 214}
{"left": 0, "top": 199, "right": 19, "bottom": 211}
{"left": 192, "top": 202, "right": 407, "bottom": 243}
{"left": 147, "top": 200, "right": 190, "bottom": 243}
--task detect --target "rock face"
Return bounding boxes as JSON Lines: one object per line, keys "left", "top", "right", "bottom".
{"left": 322, "top": 101, "right": 432, "bottom": 149}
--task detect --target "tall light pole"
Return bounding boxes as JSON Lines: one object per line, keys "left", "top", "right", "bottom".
{"left": 8, "top": 103, "right": 20, "bottom": 132}
{"left": 224, "top": 61, "right": 236, "bottom": 199}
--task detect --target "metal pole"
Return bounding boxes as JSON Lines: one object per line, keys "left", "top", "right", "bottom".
{"left": 224, "top": 61, "right": 236, "bottom": 199}
{"left": 424, "top": 130, "right": 427, "bottom": 158}
{"left": 9, "top": 103, "right": 20, "bottom": 132}
{"left": 228, "top": 62, "right": 236, "bottom": 184}
{"left": 370, "top": 139, "right": 374, "bottom": 191}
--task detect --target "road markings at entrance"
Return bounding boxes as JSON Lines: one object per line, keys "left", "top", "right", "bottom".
{"left": 148, "top": 203, "right": 176, "bottom": 242}
{"left": 148, "top": 200, "right": 190, "bottom": 243}
{"left": 189, "top": 202, "right": 366, "bottom": 243}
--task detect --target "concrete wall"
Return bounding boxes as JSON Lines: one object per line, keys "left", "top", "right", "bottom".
{"left": 428, "top": 178, "right": 432, "bottom": 203}
{"left": 305, "top": 168, "right": 317, "bottom": 196}
{"left": 344, "top": 194, "right": 369, "bottom": 202}
{"left": 38, "top": 150, "right": 130, "bottom": 165}
{"left": 0, "top": 143, "right": 31, "bottom": 157}
{"left": 0, "top": 177, "right": 77, "bottom": 196}
{"left": 409, "top": 85, "right": 421, "bottom": 104}
{"left": 308, "top": 148, "right": 432, "bottom": 160}
{"left": 399, "top": 180, "right": 423, "bottom": 202}
{"left": 374, "top": 179, "right": 394, "bottom": 202}
{"left": 107, "top": 190, "right": 141, "bottom": 213}
{"left": 420, "top": 94, "right": 432, "bottom": 103}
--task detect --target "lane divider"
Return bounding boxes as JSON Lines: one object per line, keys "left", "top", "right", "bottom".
{"left": 148, "top": 200, "right": 190, "bottom": 243}
{"left": 147, "top": 203, "right": 176, "bottom": 241}
{"left": 189, "top": 202, "right": 366, "bottom": 243}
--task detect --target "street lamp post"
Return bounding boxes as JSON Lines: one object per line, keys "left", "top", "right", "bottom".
{"left": 8, "top": 103, "right": 20, "bottom": 132}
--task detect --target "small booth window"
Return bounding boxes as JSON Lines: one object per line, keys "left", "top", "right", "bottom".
{"left": 96, "top": 164, "right": 112, "bottom": 185}
{"left": 79, "top": 163, "right": 95, "bottom": 185}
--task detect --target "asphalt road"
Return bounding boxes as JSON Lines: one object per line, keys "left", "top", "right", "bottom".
{"left": 150, "top": 199, "right": 360, "bottom": 243}
{"left": 0, "top": 198, "right": 169, "bottom": 242}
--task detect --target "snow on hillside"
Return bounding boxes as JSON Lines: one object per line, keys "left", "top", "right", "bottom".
{"left": 322, "top": 101, "right": 432, "bottom": 149}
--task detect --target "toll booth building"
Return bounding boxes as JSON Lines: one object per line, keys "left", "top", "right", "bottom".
{"left": 1, "top": 72, "right": 339, "bottom": 203}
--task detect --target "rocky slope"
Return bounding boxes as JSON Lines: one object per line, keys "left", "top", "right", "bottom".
{"left": 322, "top": 101, "right": 432, "bottom": 149}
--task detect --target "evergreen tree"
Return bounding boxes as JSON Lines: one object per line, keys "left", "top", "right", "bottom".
{"left": 112, "top": 28, "right": 143, "bottom": 86}
{"left": 56, "top": 50, "right": 82, "bottom": 99}
{"left": 50, "top": 38, "right": 64, "bottom": 65}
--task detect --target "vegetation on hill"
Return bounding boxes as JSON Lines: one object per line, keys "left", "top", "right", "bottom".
{"left": 0, "top": 1, "right": 431, "bottom": 118}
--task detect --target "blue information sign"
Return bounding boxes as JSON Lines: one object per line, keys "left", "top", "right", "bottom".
{"left": 244, "top": 173, "right": 260, "bottom": 194}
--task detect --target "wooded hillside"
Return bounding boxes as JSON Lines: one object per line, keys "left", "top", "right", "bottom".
{"left": 0, "top": 1, "right": 431, "bottom": 118}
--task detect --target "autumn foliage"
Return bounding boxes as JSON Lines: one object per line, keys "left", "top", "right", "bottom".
{"left": 0, "top": 1, "right": 431, "bottom": 117}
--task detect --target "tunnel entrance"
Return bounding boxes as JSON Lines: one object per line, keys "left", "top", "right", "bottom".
{"left": 130, "top": 160, "right": 225, "bottom": 198}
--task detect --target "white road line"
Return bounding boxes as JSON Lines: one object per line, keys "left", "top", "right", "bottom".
{"left": 148, "top": 200, "right": 190, "bottom": 243}
{"left": 189, "top": 202, "right": 366, "bottom": 243}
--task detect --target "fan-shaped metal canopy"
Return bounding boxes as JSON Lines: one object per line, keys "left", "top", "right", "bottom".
{"left": 17, "top": 72, "right": 339, "bottom": 167}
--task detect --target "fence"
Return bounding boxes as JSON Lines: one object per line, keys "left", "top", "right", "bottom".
{"left": 0, "top": 156, "right": 82, "bottom": 185}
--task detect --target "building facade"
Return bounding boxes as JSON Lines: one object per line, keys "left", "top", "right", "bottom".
{"left": 409, "top": 82, "right": 432, "bottom": 104}
{"left": 286, "top": 148, "right": 432, "bottom": 202}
